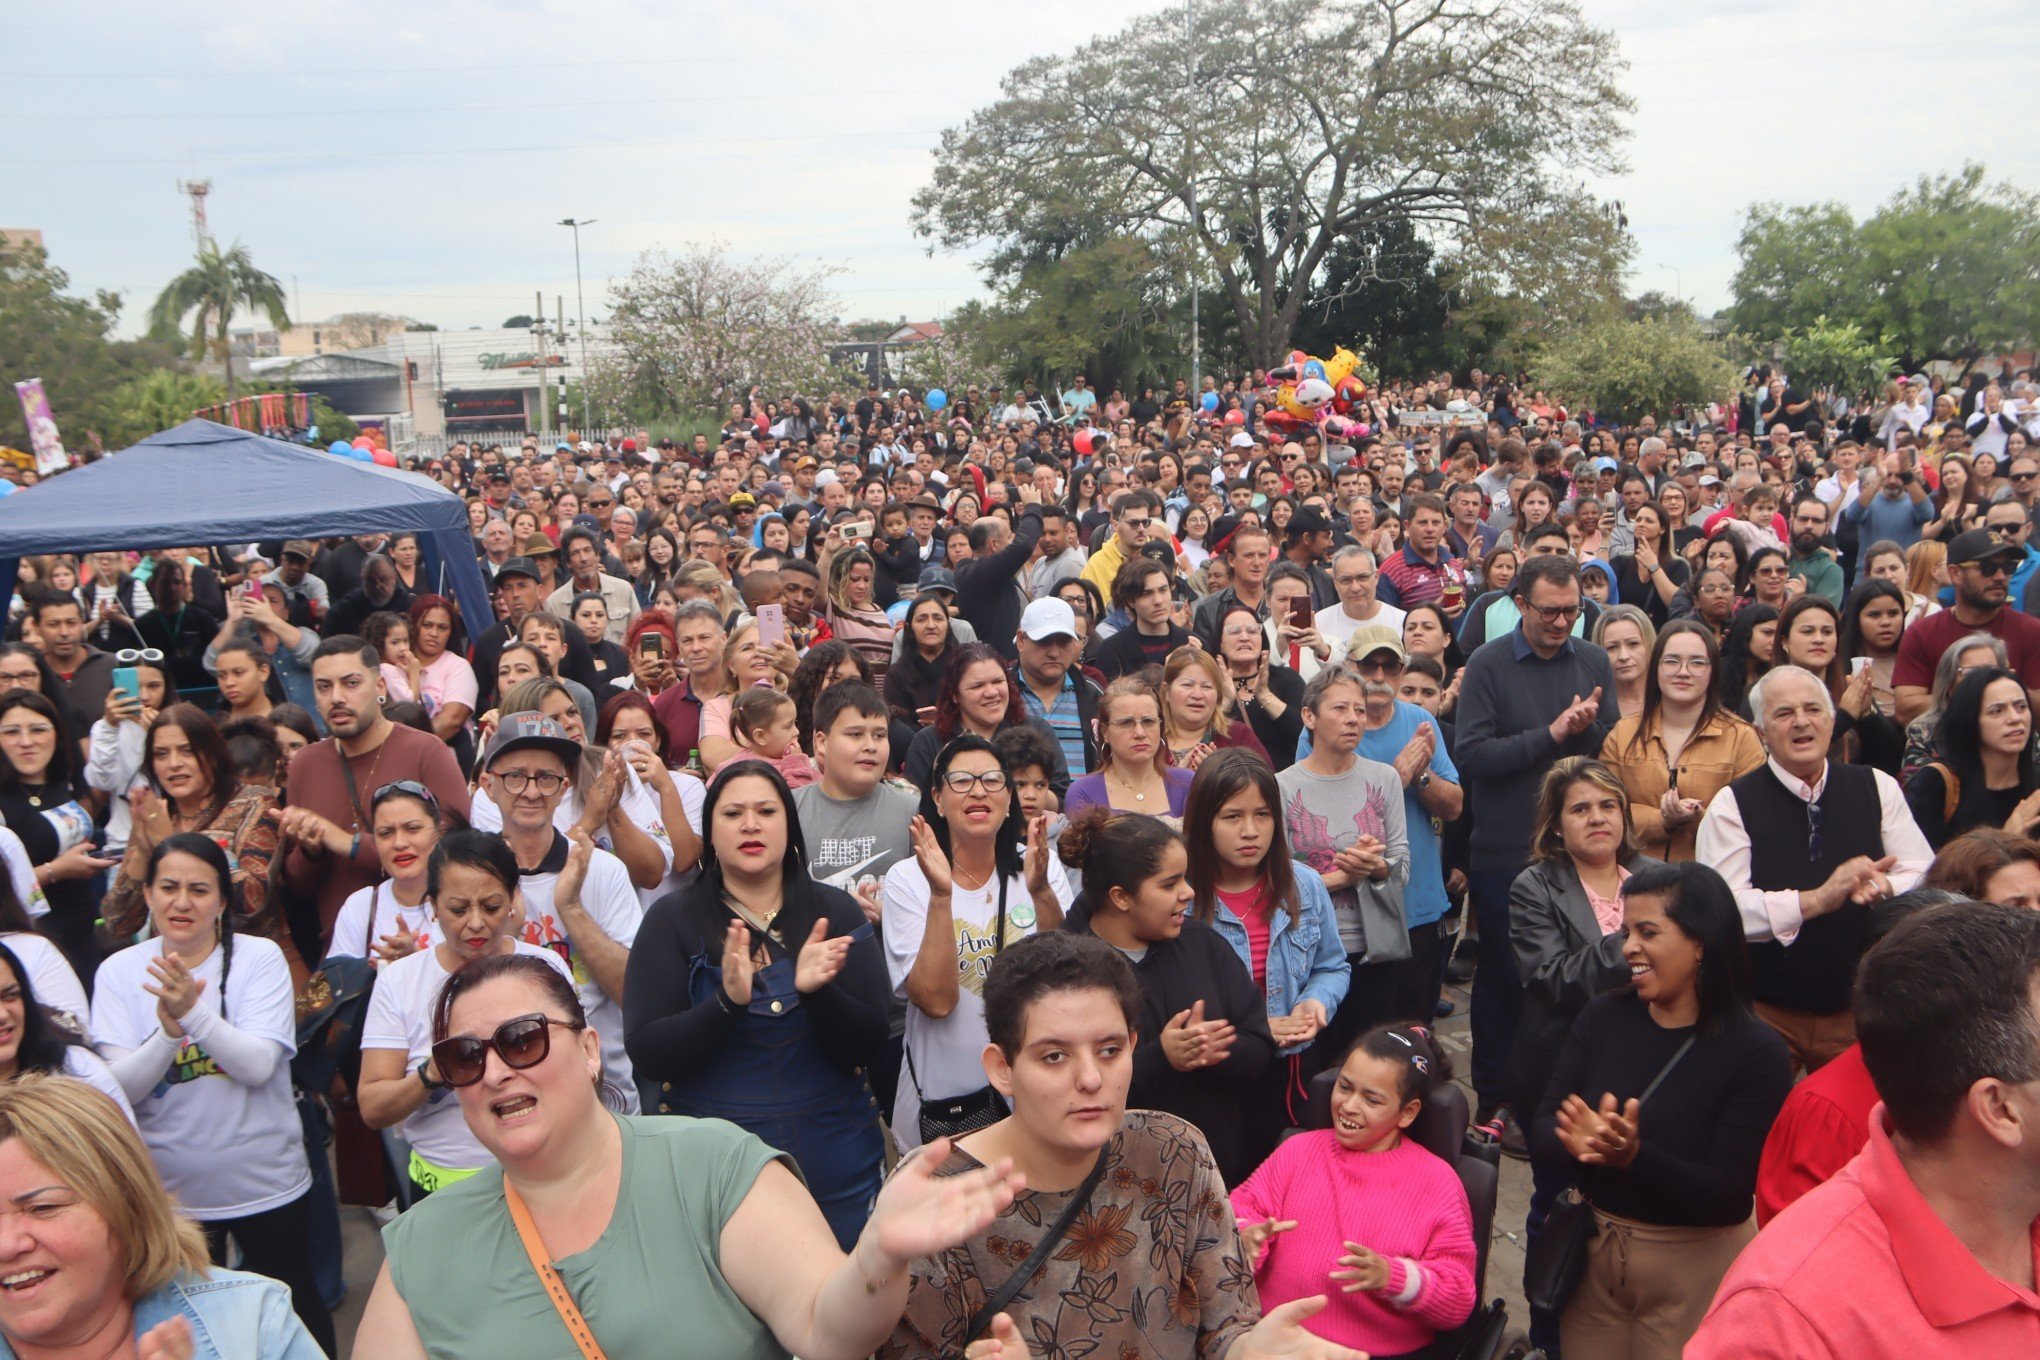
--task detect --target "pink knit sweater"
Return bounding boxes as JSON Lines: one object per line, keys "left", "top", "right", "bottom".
{"left": 1230, "top": 1130, "right": 1477, "bottom": 1356}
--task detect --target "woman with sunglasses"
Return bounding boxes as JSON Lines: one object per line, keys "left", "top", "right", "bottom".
{"left": 624, "top": 762, "right": 889, "bottom": 1250}
{"left": 359, "top": 829, "right": 576, "bottom": 1200}
{"left": 327, "top": 781, "right": 449, "bottom": 969}
{"left": 359, "top": 950, "right": 1026, "bottom": 1360}
{"left": 1739, "top": 546, "right": 1793, "bottom": 613}
{"left": 883, "top": 734, "right": 1066, "bottom": 1153}
{"left": 92, "top": 833, "right": 335, "bottom": 1353}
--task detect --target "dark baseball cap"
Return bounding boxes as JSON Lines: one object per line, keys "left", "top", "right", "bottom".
{"left": 482, "top": 712, "right": 582, "bottom": 771}
{"left": 494, "top": 556, "right": 542, "bottom": 584}
{"left": 1947, "top": 527, "right": 2024, "bottom": 567}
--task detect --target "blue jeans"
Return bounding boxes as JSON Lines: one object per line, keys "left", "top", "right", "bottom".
{"left": 1468, "top": 869, "right": 1525, "bottom": 1114}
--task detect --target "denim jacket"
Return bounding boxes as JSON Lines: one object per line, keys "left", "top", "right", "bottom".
{"left": 1205, "top": 862, "right": 1352, "bottom": 1054}
{"left": 0, "top": 1269, "right": 325, "bottom": 1360}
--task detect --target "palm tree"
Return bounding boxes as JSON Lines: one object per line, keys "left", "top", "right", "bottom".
{"left": 147, "top": 240, "right": 290, "bottom": 399}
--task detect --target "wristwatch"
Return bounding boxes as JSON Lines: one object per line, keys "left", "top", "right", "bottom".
{"left": 1413, "top": 770, "right": 1433, "bottom": 791}
{"left": 416, "top": 1063, "right": 444, "bottom": 1093}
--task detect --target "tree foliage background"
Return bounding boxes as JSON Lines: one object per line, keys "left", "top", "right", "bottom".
{"left": 0, "top": 241, "right": 181, "bottom": 451}
{"left": 914, "top": 0, "right": 1633, "bottom": 368}
{"left": 1531, "top": 313, "right": 1737, "bottom": 422}
{"left": 586, "top": 243, "right": 858, "bottom": 424}
{"left": 1728, "top": 164, "right": 2040, "bottom": 372}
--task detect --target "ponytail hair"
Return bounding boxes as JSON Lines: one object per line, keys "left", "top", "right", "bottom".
{"left": 1347, "top": 1022, "right": 1453, "bottom": 1108}
{"left": 1056, "top": 807, "right": 1181, "bottom": 930}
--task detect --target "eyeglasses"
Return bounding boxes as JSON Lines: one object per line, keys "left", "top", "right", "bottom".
{"left": 1526, "top": 602, "right": 1582, "bottom": 623}
{"left": 430, "top": 1014, "right": 582, "bottom": 1088}
{"left": 0, "top": 724, "right": 55, "bottom": 741}
{"left": 1696, "top": 583, "right": 1734, "bottom": 595}
{"left": 492, "top": 770, "right": 567, "bottom": 796}
{"left": 1659, "top": 657, "right": 1712, "bottom": 673}
{"left": 1121, "top": 517, "right": 1151, "bottom": 531}
{"left": 1107, "top": 715, "right": 1161, "bottom": 731}
{"left": 2015, "top": 472, "right": 2038, "bottom": 482}
{"left": 1356, "top": 656, "right": 1404, "bottom": 674}
{"left": 374, "top": 779, "right": 438, "bottom": 807}
{"left": 941, "top": 769, "right": 1010, "bottom": 793}
{"left": 1754, "top": 565, "right": 1788, "bottom": 577}
{"left": 1969, "top": 560, "right": 2017, "bottom": 577}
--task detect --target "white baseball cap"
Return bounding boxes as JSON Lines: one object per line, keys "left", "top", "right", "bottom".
{"left": 1018, "top": 597, "right": 1079, "bottom": 642}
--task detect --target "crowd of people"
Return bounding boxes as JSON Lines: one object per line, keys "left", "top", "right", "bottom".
{"left": 0, "top": 360, "right": 2036, "bottom": 1357}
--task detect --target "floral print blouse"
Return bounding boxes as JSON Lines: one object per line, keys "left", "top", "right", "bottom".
{"left": 882, "top": 1110, "right": 1258, "bottom": 1360}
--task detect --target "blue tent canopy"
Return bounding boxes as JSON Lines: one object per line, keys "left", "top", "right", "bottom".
{"left": 0, "top": 419, "right": 490, "bottom": 635}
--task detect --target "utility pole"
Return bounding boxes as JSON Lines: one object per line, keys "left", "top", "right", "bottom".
{"left": 558, "top": 218, "right": 595, "bottom": 434}
{"left": 1185, "top": 0, "right": 1200, "bottom": 398}
{"left": 557, "top": 296, "right": 568, "bottom": 436}
{"left": 534, "top": 289, "right": 548, "bottom": 437}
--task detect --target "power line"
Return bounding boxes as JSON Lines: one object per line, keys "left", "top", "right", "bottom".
{"left": 0, "top": 127, "right": 947, "bottom": 168}
{"left": 12, "top": 45, "right": 990, "bottom": 78}
{"left": 17, "top": 85, "right": 991, "bottom": 122}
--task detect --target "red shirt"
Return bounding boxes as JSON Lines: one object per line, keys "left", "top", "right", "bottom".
{"left": 1689, "top": 1107, "right": 2040, "bottom": 1359}
{"left": 1755, "top": 1042, "right": 1878, "bottom": 1226}
{"left": 1217, "top": 885, "right": 1272, "bottom": 989}
{"left": 1892, "top": 605, "right": 2040, "bottom": 692}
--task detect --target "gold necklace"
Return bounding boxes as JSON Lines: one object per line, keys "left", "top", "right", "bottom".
{"left": 1109, "top": 766, "right": 1159, "bottom": 803}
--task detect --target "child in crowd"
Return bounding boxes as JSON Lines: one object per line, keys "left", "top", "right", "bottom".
{"left": 1232, "top": 1023, "right": 1477, "bottom": 1358}
{"left": 729, "top": 685, "right": 818, "bottom": 787}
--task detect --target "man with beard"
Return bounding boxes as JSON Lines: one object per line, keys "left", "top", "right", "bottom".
{"left": 1783, "top": 496, "right": 1844, "bottom": 605}
{"left": 1893, "top": 527, "right": 2040, "bottom": 723}
{"left": 275, "top": 635, "right": 471, "bottom": 937}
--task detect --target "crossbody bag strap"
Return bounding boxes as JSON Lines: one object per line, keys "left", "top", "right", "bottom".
{"left": 1582, "top": 1034, "right": 1697, "bottom": 1206}
{"left": 962, "top": 1148, "right": 1108, "bottom": 1348}
{"left": 503, "top": 1177, "right": 608, "bottom": 1360}
{"left": 1637, "top": 1035, "right": 1698, "bottom": 1107}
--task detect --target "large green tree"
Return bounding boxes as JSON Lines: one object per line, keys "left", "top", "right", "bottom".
{"left": 913, "top": 0, "right": 1632, "bottom": 367}
{"left": 98, "top": 369, "right": 226, "bottom": 449}
{"left": 1531, "top": 313, "right": 1737, "bottom": 424}
{"left": 1727, "top": 165, "right": 2040, "bottom": 371}
{"left": 147, "top": 239, "right": 290, "bottom": 399}
{"left": 0, "top": 240, "right": 180, "bottom": 452}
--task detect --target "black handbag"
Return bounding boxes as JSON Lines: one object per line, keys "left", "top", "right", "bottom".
{"left": 1522, "top": 1035, "right": 1696, "bottom": 1315}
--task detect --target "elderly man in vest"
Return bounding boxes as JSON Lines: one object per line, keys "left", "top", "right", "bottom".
{"left": 1695, "top": 665, "right": 1933, "bottom": 1071}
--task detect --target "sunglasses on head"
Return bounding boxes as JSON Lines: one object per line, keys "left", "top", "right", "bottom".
{"left": 430, "top": 1013, "right": 582, "bottom": 1088}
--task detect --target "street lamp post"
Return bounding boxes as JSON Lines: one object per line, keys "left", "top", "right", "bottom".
{"left": 559, "top": 218, "right": 595, "bottom": 434}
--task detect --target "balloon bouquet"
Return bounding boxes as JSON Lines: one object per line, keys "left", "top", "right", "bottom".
{"left": 1258, "top": 346, "right": 1372, "bottom": 441}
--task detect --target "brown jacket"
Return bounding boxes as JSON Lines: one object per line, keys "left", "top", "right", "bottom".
{"left": 1601, "top": 709, "right": 1765, "bottom": 861}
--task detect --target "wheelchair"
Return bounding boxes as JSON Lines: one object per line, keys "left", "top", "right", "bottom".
{"left": 1286, "top": 1068, "right": 1542, "bottom": 1360}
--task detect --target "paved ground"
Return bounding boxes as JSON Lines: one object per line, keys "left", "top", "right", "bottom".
{"left": 328, "top": 975, "right": 1527, "bottom": 1356}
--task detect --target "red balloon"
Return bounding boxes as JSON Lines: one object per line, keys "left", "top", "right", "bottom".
{"left": 1223, "top": 408, "right": 1246, "bottom": 426}
{"left": 351, "top": 435, "right": 373, "bottom": 448}
{"left": 1072, "top": 430, "right": 1094, "bottom": 457}
{"left": 370, "top": 447, "right": 398, "bottom": 467}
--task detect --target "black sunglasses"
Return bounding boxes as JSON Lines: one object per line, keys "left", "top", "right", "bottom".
{"left": 430, "top": 1013, "right": 581, "bottom": 1087}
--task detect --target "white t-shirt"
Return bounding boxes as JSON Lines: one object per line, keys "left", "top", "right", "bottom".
{"left": 91, "top": 936, "right": 308, "bottom": 1219}
{"left": 1316, "top": 600, "right": 1406, "bottom": 654}
{"left": 328, "top": 882, "right": 436, "bottom": 963}
{"left": 513, "top": 837, "right": 644, "bottom": 1112}
{"left": 60, "top": 1046, "right": 136, "bottom": 1126}
{"left": 881, "top": 856, "right": 1073, "bottom": 1148}
{"left": 469, "top": 766, "right": 683, "bottom": 906}
{"left": 360, "top": 941, "right": 572, "bottom": 1170}
{"left": 0, "top": 827, "right": 48, "bottom": 920}
{"left": 2, "top": 931, "right": 88, "bottom": 1037}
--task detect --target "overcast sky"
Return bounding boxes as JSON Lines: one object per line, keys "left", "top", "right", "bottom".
{"left": 13, "top": 0, "right": 2037, "bottom": 342}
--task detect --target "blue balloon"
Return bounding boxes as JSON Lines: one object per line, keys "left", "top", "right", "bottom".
{"left": 1302, "top": 359, "right": 1327, "bottom": 382}
{"left": 328, "top": 440, "right": 354, "bottom": 456}
{"left": 926, "top": 388, "right": 948, "bottom": 411}
{"left": 1200, "top": 391, "right": 1220, "bottom": 412}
